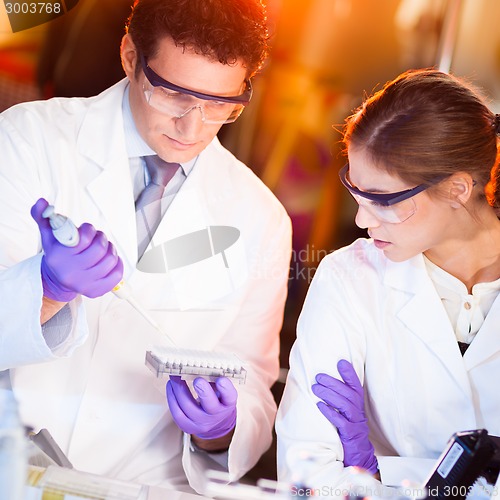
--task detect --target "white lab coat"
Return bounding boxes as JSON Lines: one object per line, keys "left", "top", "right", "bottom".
{"left": 0, "top": 79, "right": 292, "bottom": 494}
{"left": 276, "top": 238, "right": 500, "bottom": 494}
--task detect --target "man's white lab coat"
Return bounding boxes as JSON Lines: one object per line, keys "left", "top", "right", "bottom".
{"left": 0, "top": 79, "right": 292, "bottom": 493}
{"left": 276, "top": 238, "right": 500, "bottom": 493}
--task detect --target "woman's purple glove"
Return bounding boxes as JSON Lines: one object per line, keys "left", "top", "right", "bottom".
{"left": 166, "top": 376, "right": 237, "bottom": 440}
{"left": 312, "top": 359, "right": 378, "bottom": 474}
{"left": 31, "top": 198, "right": 124, "bottom": 302}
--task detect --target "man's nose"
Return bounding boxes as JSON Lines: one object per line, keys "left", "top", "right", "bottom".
{"left": 175, "top": 105, "right": 205, "bottom": 139}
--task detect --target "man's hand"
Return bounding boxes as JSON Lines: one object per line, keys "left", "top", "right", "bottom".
{"left": 166, "top": 376, "right": 237, "bottom": 450}
{"left": 31, "top": 198, "right": 123, "bottom": 302}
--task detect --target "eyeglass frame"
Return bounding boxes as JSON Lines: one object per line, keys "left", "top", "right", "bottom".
{"left": 139, "top": 53, "right": 253, "bottom": 106}
{"left": 338, "top": 163, "right": 447, "bottom": 207}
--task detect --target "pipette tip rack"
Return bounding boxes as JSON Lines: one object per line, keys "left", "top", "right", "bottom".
{"left": 145, "top": 347, "right": 247, "bottom": 384}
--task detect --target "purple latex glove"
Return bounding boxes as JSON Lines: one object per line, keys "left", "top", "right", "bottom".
{"left": 166, "top": 376, "right": 237, "bottom": 440}
{"left": 312, "top": 359, "right": 378, "bottom": 474}
{"left": 31, "top": 198, "right": 124, "bottom": 302}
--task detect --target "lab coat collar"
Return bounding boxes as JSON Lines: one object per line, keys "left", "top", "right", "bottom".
{"left": 384, "top": 254, "right": 473, "bottom": 399}
{"left": 78, "top": 78, "right": 130, "bottom": 167}
{"left": 77, "top": 78, "right": 144, "bottom": 268}
{"left": 462, "top": 292, "right": 500, "bottom": 370}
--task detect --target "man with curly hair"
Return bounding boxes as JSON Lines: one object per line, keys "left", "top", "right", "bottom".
{"left": 0, "top": 0, "right": 291, "bottom": 494}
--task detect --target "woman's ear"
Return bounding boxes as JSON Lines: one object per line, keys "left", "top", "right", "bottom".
{"left": 120, "top": 34, "right": 138, "bottom": 80}
{"left": 446, "top": 172, "right": 475, "bottom": 208}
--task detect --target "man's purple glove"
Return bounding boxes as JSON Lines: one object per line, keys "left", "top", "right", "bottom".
{"left": 166, "top": 376, "right": 237, "bottom": 440}
{"left": 312, "top": 359, "right": 378, "bottom": 474}
{"left": 31, "top": 198, "right": 124, "bottom": 302}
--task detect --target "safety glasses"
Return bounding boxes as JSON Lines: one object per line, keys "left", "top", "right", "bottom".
{"left": 140, "top": 53, "right": 252, "bottom": 124}
{"left": 339, "top": 163, "right": 443, "bottom": 223}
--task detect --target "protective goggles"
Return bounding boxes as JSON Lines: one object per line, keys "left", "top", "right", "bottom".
{"left": 140, "top": 53, "right": 252, "bottom": 124}
{"left": 339, "top": 163, "right": 442, "bottom": 223}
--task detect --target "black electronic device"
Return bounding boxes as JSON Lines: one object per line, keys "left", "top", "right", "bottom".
{"left": 421, "top": 429, "right": 499, "bottom": 499}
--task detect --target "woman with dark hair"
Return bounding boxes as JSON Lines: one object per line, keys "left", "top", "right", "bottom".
{"left": 276, "top": 68, "right": 500, "bottom": 492}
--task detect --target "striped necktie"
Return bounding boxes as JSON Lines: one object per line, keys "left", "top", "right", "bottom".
{"left": 136, "top": 155, "right": 180, "bottom": 258}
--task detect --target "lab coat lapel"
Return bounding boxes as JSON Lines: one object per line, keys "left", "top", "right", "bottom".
{"left": 77, "top": 80, "right": 138, "bottom": 268}
{"left": 137, "top": 141, "right": 247, "bottom": 308}
{"left": 385, "top": 255, "right": 472, "bottom": 398}
{"left": 463, "top": 293, "right": 500, "bottom": 370}
{"left": 142, "top": 139, "right": 235, "bottom": 248}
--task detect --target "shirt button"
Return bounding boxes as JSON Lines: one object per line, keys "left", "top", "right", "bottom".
{"left": 464, "top": 302, "right": 471, "bottom": 310}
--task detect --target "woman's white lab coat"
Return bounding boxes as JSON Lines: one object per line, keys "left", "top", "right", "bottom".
{"left": 276, "top": 238, "right": 500, "bottom": 492}
{"left": 0, "top": 80, "right": 292, "bottom": 493}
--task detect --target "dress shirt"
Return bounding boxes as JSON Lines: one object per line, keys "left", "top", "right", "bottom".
{"left": 424, "top": 255, "right": 500, "bottom": 345}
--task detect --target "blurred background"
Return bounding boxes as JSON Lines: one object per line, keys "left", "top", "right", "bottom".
{"left": 1, "top": 0, "right": 500, "bottom": 483}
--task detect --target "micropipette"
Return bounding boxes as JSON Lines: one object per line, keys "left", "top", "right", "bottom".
{"left": 41, "top": 205, "right": 248, "bottom": 384}
{"left": 41, "top": 205, "right": 176, "bottom": 346}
